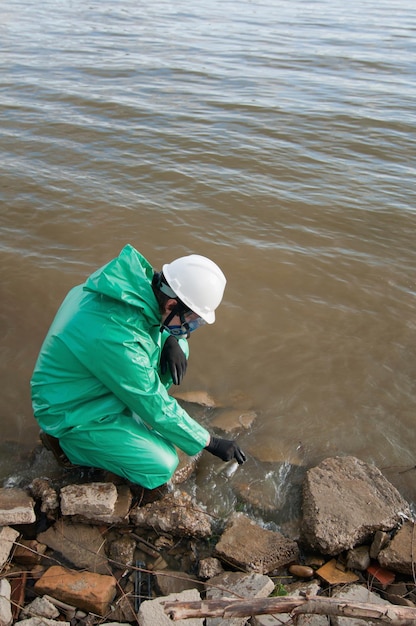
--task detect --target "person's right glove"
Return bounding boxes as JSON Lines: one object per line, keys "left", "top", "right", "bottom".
{"left": 205, "top": 436, "right": 246, "bottom": 465}
{"left": 160, "top": 335, "right": 187, "bottom": 385}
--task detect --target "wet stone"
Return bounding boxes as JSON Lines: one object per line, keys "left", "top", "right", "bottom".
{"left": 302, "top": 456, "right": 410, "bottom": 556}
{"left": 130, "top": 490, "right": 212, "bottom": 538}
{"left": 172, "top": 449, "right": 198, "bottom": 485}
{"left": 210, "top": 408, "right": 257, "bottom": 433}
{"left": 214, "top": 513, "right": 299, "bottom": 575}
{"left": 171, "top": 390, "right": 218, "bottom": 407}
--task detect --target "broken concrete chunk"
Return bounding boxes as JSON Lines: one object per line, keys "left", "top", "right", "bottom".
{"left": 107, "top": 535, "right": 136, "bottom": 568}
{"left": 72, "top": 484, "right": 133, "bottom": 525}
{"left": 130, "top": 490, "right": 212, "bottom": 538}
{"left": 0, "top": 526, "right": 20, "bottom": 569}
{"left": 30, "top": 478, "right": 59, "bottom": 514}
{"left": 206, "top": 571, "right": 274, "bottom": 626}
{"left": 198, "top": 557, "right": 224, "bottom": 580}
{"left": 20, "top": 596, "right": 60, "bottom": 620}
{"left": 252, "top": 581, "right": 328, "bottom": 626}
{"left": 0, "top": 488, "right": 36, "bottom": 525}
{"left": 0, "top": 578, "right": 12, "bottom": 626}
{"left": 302, "top": 456, "right": 410, "bottom": 555}
{"left": 38, "top": 519, "right": 108, "bottom": 574}
{"left": 378, "top": 521, "right": 416, "bottom": 575}
{"left": 138, "top": 588, "right": 203, "bottom": 626}
{"left": 331, "top": 584, "right": 392, "bottom": 626}
{"left": 60, "top": 482, "right": 118, "bottom": 517}
{"left": 214, "top": 513, "right": 299, "bottom": 574}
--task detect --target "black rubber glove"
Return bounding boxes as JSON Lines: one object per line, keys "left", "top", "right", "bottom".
{"left": 205, "top": 436, "right": 246, "bottom": 465}
{"left": 160, "top": 335, "right": 187, "bottom": 385}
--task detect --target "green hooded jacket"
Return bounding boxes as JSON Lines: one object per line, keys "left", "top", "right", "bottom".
{"left": 31, "top": 245, "right": 210, "bottom": 458}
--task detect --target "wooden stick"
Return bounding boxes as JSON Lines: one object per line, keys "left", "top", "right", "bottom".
{"left": 163, "top": 595, "right": 416, "bottom": 624}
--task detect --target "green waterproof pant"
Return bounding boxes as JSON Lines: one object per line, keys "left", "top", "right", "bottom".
{"left": 59, "top": 412, "right": 179, "bottom": 489}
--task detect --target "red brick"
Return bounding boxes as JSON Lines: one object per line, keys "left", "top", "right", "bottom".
{"left": 34, "top": 565, "right": 116, "bottom": 616}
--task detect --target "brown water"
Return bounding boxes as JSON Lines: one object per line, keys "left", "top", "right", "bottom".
{"left": 1, "top": 0, "right": 415, "bottom": 522}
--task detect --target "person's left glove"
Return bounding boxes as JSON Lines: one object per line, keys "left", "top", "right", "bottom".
{"left": 160, "top": 335, "right": 188, "bottom": 385}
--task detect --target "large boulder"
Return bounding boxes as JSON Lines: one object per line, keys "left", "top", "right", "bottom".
{"left": 302, "top": 456, "right": 410, "bottom": 555}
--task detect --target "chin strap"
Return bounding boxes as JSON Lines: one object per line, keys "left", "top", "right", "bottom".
{"left": 160, "top": 303, "right": 191, "bottom": 338}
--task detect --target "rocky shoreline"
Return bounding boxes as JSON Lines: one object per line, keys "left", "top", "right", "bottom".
{"left": 1, "top": 450, "right": 416, "bottom": 626}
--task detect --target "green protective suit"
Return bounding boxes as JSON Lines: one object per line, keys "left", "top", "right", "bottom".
{"left": 31, "top": 245, "right": 210, "bottom": 488}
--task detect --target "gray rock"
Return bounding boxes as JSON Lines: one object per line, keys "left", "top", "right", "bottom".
{"left": 137, "top": 588, "right": 203, "bottom": 626}
{"left": 346, "top": 545, "right": 371, "bottom": 571}
{"left": 0, "top": 579, "right": 12, "bottom": 626}
{"left": 205, "top": 571, "right": 274, "bottom": 626}
{"left": 172, "top": 449, "right": 199, "bottom": 485}
{"left": 130, "top": 490, "right": 212, "bottom": 538}
{"left": 370, "top": 530, "right": 390, "bottom": 559}
{"left": 153, "top": 570, "right": 202, "bottom": 596}
{"left": 107, "top": 535, "right": 136, "bottom": 568}
{"left": 214, "top": 513, "right": 299, "bottom": 574}
{"left": 198, "top": 557, "right": 224, "bottom": 580}
{"left": 72, "top": 484, "right": 133, "bottom": 525}
{"left": 302, "top": 456, "right": 410, "bottom": 555}
{"left": 0, "top": 526, "right": 19, "bottom": 569}
{"left": 0, "top": 488, "right": 36, "bottom": 525}
{"left": 331, "top": 584, "right": 390, "bottom": 626}
{"left": 60, "top": 482, "right": 118, "bottom": 517}
{"left": 37, "top": 519, "right": 108, "bottom": 574}
{"left": 14, "top": 617, "right": 71, "bottom": 626}
{"left": 20, "top": 597, "right": 60, "bottom": 620}
{"left": 30, "top": 478, "right": 59, "bottom": 514}
{"left": 252, "top": 581, "right": 329, "bottom": 626}
{"left": 378, "top": 521, "right": 416, "bottom": 575}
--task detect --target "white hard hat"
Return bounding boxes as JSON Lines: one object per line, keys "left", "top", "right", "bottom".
{"left": 163, "top": 254, "right": 226, "bottom": 324}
